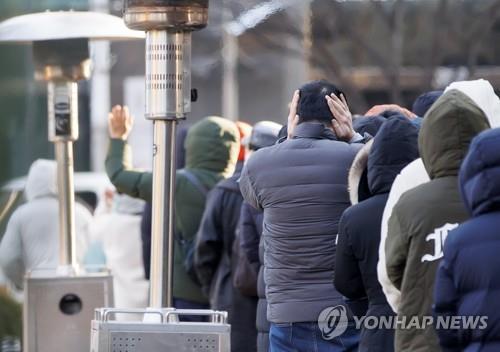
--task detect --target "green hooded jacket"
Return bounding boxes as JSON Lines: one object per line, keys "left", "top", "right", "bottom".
{"left": 106, "top": 116, "right": 240, "bottom": 303}
{"left": 385, "top": 90, "right": 490, "bottom": 352}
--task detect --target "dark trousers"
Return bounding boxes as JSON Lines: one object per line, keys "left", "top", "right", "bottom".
{"left": 173, "top": 297, "right": 209, "bottom": 322}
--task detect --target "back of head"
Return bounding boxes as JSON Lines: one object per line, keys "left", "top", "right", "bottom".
{"left": 419, "top": 90, "right": 490, "bottom": 179}
{"left": 412, "top": 90, "right": 443, "bottom": 117}
{"left": 459, "top": 128, "right": 500, "bottom": 217}
{"left": 298, "top": 80, "right": 345, "bottom": 124}
{"left": 247, "top": 121, "right": 282, "bottom": 151}
{"left": 353, "top": 115, "right": 386, "bottom": 137}
{"left": 25, "top": 159, "right": 57, "bottom": 201}
{"left": 185, "top": 116, "right": 240, "bottom": 177}
{"left": 367, "top": 115, "right": 419, "bottom": 195}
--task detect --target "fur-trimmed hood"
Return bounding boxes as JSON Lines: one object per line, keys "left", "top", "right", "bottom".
{"left": 348, "top": 115, "right": 419, "bottom": 205}
{"left": 348, "top": 139, "right": 373, "bottom": 205}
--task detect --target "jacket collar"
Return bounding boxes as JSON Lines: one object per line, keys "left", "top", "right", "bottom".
{"left": 292, "top": 122, "right": 337, "bottom": 141}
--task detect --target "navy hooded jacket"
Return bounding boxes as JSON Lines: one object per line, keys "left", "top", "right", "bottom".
{"left": 433, "top": 127, "right": 500, "bottom": 352}
{"left": 335, "top": 116, "right": 419, "bottom": 352}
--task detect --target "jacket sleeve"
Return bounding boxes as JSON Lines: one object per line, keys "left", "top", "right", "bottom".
{"left": 105, "top": 139, "right": 152, "bottom": 202}
{"left": 385, "top": 208, "right": 409, "bottom": 290}
{"left": 0, "top": 212, "right": 25, "bottom": 289}
{"left": 239, "top": 163, "right": 261, "bottom": 210}
{"left": 238, "top": 203, "right": 261, "bottom": 269}
{"left": 334, "top": 212, "right": 366, "bottom": 299}
{"left": 433, "top": 244, "right": 460, "bottom": 352}
{"left": 194, "top": 187, "right": 224, "bottom": 296}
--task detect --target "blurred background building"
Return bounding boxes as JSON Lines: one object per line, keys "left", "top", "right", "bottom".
{"left": 2, "top": 0, "right": 500, "bottom": 184}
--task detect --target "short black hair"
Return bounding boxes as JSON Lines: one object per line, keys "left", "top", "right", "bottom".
{"left": 298, "top": 80, "right": 346, "bottom": 124}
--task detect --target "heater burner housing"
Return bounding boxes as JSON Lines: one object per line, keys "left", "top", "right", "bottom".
{"left": 124, "top": 0, "right": 209, "bottom": 31}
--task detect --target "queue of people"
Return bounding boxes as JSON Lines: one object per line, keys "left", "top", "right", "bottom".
{"left": 2, "top": 77, "right": 500, "bottom": 352}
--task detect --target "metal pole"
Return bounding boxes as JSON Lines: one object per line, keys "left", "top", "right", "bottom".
{"left": 47, "top": 81, "right": 79, "bottom": 270}
{"left": 146, "top": 30, "right": 186, "bottom": 308}
{"left": 149, "top": 120, "right": 177, "bottom": 308}
{"left": 54, "top": 141, "right": 77, "bottom": 268}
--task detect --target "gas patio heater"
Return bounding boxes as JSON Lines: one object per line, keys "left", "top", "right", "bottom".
{"left": 0, "top": 11, "right": 143, "bottom": 352}
{"left": 91, "top": 1, "right": 231, "bottom": 351}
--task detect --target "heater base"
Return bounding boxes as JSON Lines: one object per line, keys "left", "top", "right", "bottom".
{"left": 91, "top": 308, "right": 230, "bottom": 352}
{"left": 24, "top": 273, "right": 114, "bottom": 352}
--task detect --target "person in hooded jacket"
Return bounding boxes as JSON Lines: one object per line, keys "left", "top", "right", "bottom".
{"left": 0, "top": 159, "right": 92, "bottom": 289}
{"left": 378, "top": 80, "right": 500, "bottom": 314}
{"left": 194, "top": 121, "right": 280, "bottom": 352}
{"left": 385, "top": 89, "right": 491, "bottom": 351}
{"left": 433, "top": 127, "right": 500, "bottom": 352}
{"left": 335, "top": 116, "right": 419, "bottom": 352}
{"left": 105, "top": 105, "right": 240, "bottom": 311}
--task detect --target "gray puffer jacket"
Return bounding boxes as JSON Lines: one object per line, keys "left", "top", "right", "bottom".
{"left": 239, "top": 122, "right": 362, "bottom": 323}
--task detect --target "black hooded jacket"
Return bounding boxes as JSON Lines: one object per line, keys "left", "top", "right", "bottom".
{"left": 335, "top": 115, "right": 419, "bottom": 352}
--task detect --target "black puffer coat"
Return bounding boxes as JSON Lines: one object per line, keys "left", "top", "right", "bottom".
{"left": 194, "top": 175, "right": 257, "bottom": 352}
{"left": 237, "top": 202, "right": 266, "bottom": 352}
{"left": 335, "top": 115, "right": 419, "bottom": 352}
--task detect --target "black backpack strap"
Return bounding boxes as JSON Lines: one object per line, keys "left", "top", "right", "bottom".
{"left": 177, "top": 169, "right": 209, "bottom": 196}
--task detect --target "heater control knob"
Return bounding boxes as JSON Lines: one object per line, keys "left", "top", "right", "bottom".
{"left": 124, "top": 0, "right": 209, "bottom": 31}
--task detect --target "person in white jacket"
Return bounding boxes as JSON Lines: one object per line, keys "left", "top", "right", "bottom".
{"left": 0, "top": 159, "right": 92, "bottom": 289}
{"left": 88, "top": 192, "right": 149, "bottom": 320}
{"left": 378, "top": 79, "right": 500, "bottom": 313}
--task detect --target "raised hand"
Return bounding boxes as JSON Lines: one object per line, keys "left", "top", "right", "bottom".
{"left": 108, "top": 105, "right": 134, "bottom": 141}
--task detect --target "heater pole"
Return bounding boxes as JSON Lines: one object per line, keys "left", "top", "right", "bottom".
{"left": 54, "top": 140, "right": 76, "bottom": 267}
{"left": 123, "top": 0, "right": 209, "bottom": 309}
{"left": 150, "top": 119, "right": 177, "bottom": 308}
{"left": 47, "top": 81, "right": 79, "bottom": 270}
{"left": 146, "top": 29, "right": 186, "bottom": 308}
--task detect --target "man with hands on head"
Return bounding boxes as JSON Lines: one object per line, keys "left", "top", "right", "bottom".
{"left": 239, "top": 80, "right": 365, "bottom": 352}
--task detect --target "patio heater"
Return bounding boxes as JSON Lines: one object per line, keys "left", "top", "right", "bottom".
{"left": 90, "top": 1, "right": 231, "bottom": 351}
{"left": 0, "top": 11, "right": 143, "bottom": 352}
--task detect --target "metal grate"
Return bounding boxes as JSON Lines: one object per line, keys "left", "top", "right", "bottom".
{"left": 146, "top": 43, "right": 184, "bottom": 92}
{"left": 111, "top": 336, "right": 140, "bottom": 352}
{"left": 110, "top": 333, "right": 219, "bottom": 352}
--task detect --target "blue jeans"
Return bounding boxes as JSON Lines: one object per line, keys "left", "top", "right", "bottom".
{"left": 270, "top": 322, "right": 359, "bottom": 352}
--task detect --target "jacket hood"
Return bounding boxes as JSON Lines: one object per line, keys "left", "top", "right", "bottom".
{"left": 445, "top": 79, "right": 500, "bottom": 128}
{"left": 25, "top": 159, "right": 57, "bottom": 201}
{"left": 185, "top": 116, "right": 240, "bottom": 178}
{"left": 353, "top": 115, "right": 386, "bottom": 137}
{"left": 412, "top": 90, "right": 443, "bottom": 117}
{"left": 419, "top": 90, "right": 490, "bottom": 179}
{"left": 459, "top": 128, "right": 500, "bottom": 216}
{"left": 348, "top": 139, "right": 373, "bottom": 205}
{"left": 367, "top": 115, "right": 419, "bottom": 195}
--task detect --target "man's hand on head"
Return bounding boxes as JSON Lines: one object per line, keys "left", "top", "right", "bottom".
{"left": 108, "top": 105, "right": 134, "bottom": 141}
{"left": 326, "top": 93, "right": 355, "bottom": 142}
{"left": 287, "top": 90, "right": 300, "bottom": 139}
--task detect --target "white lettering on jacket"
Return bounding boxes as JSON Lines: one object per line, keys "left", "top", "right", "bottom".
{"left": 421, "top": 223, "right": 459, "bottom": 262}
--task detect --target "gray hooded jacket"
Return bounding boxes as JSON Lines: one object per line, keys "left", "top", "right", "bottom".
{"left": 0, "top": 160, "right": 92, "bottom": 288}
